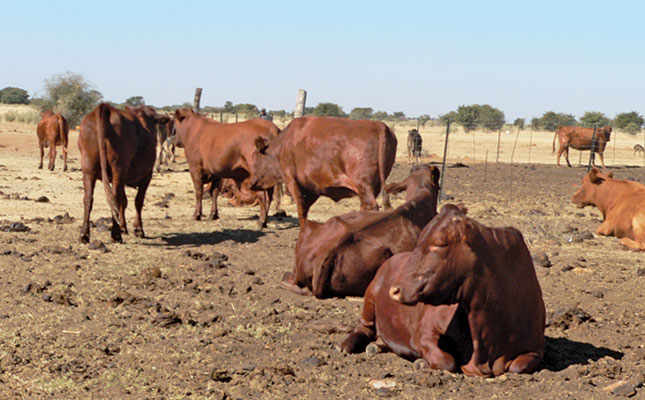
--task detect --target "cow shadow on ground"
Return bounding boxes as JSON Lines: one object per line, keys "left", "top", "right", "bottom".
{"left": 236, "top": 213, "right": 300, "bottom": 229}
{"left": 151, "top": 228, "right": 269, "bottom": 247}
{"left": 541, "top": 336, "right": 623, "bottom": 372}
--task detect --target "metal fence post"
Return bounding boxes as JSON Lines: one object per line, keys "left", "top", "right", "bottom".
{"left": 439, "top": 121, "right": 450, "bottom": 203}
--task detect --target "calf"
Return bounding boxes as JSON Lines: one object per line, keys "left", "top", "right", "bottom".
{"left": 342, "top": 204, "right": 545, "bottom": 377}
{"left": 572, "top": 168, "right": 645, "bottom": 250}
{"left": 285, "top": 166, "right": 440, "bottom": 298}
{"left": 78, "top": 104, "right": 168, "bottom": 243}
{"left": 385, "top": 164, "right": 439, "bottom": 202}
{"left": 407, "top": 129, "right": 422, "bottom": 164}
{"left": 173, "top": 109, "right": 280, "bottom": 227}
{"left": 250, "top": 116, "right": 397, "bottom": 228}
{"left": 36, "top": 110, "right": 69, "bottom": 171}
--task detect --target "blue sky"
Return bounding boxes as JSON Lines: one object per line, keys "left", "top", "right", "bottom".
{"left": 2, "top": 0, "right": 643, "bottom": 121}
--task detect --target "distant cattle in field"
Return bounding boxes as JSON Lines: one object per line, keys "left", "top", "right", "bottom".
{"left": 285, "top": 166, "right": 440, "bottom": 298}
{"left": 552, "top": 126, "right": 612, "bottom": 168}
{"left": 634, "top": 144, "right": 645, "bottom": 157}
{"left": 172, "top": 109, "right": 281, "bottom": 227}
{"left": 407, "top": 129, "right": 422, "bottom": 164}
{"left": 250, "top": 116, "right": 397, "bottom": 228}
{"left": 572, "top": 168, "right": 645, "bottom": 250}
{"left": 36, "top": 110, "right": 69, "bottom": 171}
{"left": 78, "top": 104, "right": 169, "bottom": 243}
{"left": 155, "top": 116, "right": 175, "bottom": 172}
{"left": 341, "top": 204, "right": 545, "bottom": 377}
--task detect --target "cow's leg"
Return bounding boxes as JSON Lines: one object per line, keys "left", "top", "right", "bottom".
{"left": 110, "top": 182, "right": 127, "bottom": 242}
{"left": 274, "top": 183, "right": 286, "bottom": 215}
{"left": 80, "top": 174, "right": 96, "bottom": 243}
{"left": 62, "top": 142, "right": 68, "bottom": 172}
{"left": 133, "top": 175, "right": 151, "bottom": 238}
{"left": 48, "top": 140, "right": 56, "bottom": 171}
{"left": 38, "top": 143, "right": 44, "bottom": 169}
{"left": 190, "top": 167, "right": 204, "bottom": 220}
{"left": 256, "top": 188, "right": 271, "bottom": 228}
{"left": 595, "top": 221, "right": 614, "bottom": 236}
{"left": 419, "top": 337, "right": 457, "bottom": 372}
{"left": 505, "top": 352, "right": 542, "bottom": 374}
{"left": 563, "top": 147, "right": 572, "bottom": 168}
{"left": 339, "top": 286, "right": 377, "bottom": 353}
{"left": 208, "top": 178, "right": 220, "bottom": 220}
{"left": 598, "top": 152, "right": 606, "bottom": 169}
{"left": 358, "top": 186, "right": 379, "bottom": 211}
{"left": 286, "top": 180, "right": 313, "bottom": 227}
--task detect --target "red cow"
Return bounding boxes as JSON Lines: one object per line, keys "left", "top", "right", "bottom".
{"left": 385, "top": 164, "right": 438, "bottom": 202}
{"left": 172, "top": 109, "right": 280, "bottom": 227}
{"left": 572, "top": 168, "right": 645, "bottom": 250}
{"left": 342, "top": 204, "right": 545, "bottom": 377}
{"left": 553, "top": 126, "right": 612, "bottom": 168}
{"left": 285, "top": 166, "right": 440, "bottom": 298}
{"left": 220, "top": 177, "right": 260, "bottom": 207}
{"left": 250, "top": 116, "right": 397, "bottom": 228}
{"left": 36, "top": 110, "right": 69, "bottom": 171}
{"left": 78, "top": 104, "right": 168, "bottom": 243}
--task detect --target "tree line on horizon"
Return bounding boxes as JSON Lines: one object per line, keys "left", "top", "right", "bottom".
{"left": 2, "top": 72, "right": 644, "bottom": 135}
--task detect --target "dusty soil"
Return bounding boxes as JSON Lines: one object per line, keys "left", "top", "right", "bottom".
{"left": 0, "top": 122, "right": 644, "bottom": 399}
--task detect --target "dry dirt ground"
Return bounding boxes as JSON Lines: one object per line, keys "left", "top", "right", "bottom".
{"left": 0, "top": 122, "right": 644, "bottom": 399}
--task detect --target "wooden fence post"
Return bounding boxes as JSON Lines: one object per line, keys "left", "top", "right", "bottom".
{"left": 439, "top": 121, "right": 451, "bottom": 203}
{"left": 509, "top": 126, "right": 521, "bottom": 204}
{"left": 496, "top": 129, "right": 501, "bottom": 164}
{"left": 528, "top": 128, "right": 533, "bottom": 164}
{"left": 294, "top": 89, "right": 307, "bottom": 118}
{"left": 193, "top": 87, "right": 202, "bottom": 112}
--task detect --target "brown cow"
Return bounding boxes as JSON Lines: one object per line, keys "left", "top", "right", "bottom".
{"left": 553, "top": 126, "right": 612, "bottom": 168}
{"left": 342, "top": 204, "right": 545, "bottom": 377}
{"left": 572, "top": 168, "right": 645, "bottom": 250}
{"left": 407, "top": 129, "right": 422, "bottom": 164}
{"left": 220, "top": 177, "right": 260, "bottom": 207}
{"left": 172, "top": 109, "right": 280, "bottom": 227}
{"left": 284, "top": 166, "right": 440, "bottom": 298}
{"left": 36, "top": 110, "right": 69, "bottom": 171}
{"left": 78, "top": 104, "right": 168, "bottom": 243}
{"left": 155, "top": 116, "right": 175, "bottom": 172}
{"left": 250, "top": 116, "right": 397, "bottom": 228}
{"left": 385, "top": 164, "right": 438, "bottom": 202}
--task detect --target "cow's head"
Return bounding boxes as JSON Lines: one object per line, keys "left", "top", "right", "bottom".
{"left": 571, "top": 168, "right": 613, "bottom": 208}
{"left": 388, "top": 203, "right": 482, "bottom": 306}
{"left": 249, "top": 136, "right": 283, "bottom": 190}
{"left": 127, "top": 105, "right": 170, "bottom": 134}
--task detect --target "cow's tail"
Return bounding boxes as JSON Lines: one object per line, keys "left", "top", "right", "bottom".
{"left": 552, "top": 129, "right": 558, "bottom": 153}
{"left": 379, "top": 126, "right": 394, "bottom": 210}
{"left": 96, "top": 104, "right": 120, "bottom": 224}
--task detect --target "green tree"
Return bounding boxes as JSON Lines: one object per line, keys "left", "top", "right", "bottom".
{"left": 537, "top": 111, "right": 576, "bottom": 131}
{"left": 476, "top": 104, "right": 505, "bottom": 131}
{"left": 513, "top": 118, "right": 525, "bottom": 129}
{"left": 418, "top": 114, "right": 431, "bottom": 128}
{"left": 311, "top": 102, "right": 346, "bottom": 117}
{"left": 349, "top": 107, "right": 373, "bottom": 120}
{"left": 438, "top": 111, "right": 458, "bottom": 125}
{"left": 124, "top": 96, "right": 145, "bottom": 106}
{"left": 234, "top": 103, "right": 259, "bottom": 117}
{"left": 614, "top": 111, "right": 644, "bottom": 132}
{"left": 223, "top": 101, "right": 234, "bottom": 113}
{"left": 456, "top": 105, "right": 479, "bottom": 132}
{"left": 0, "top": 87, "right": 29, "bottom": 104}
{"left": 372, "top": 111, "right": 389, "bottom": 120}
{"left": 580, "top": 111, "right": 610, "bottom": 128}
{"left": 39, "top": 72, "right": 103, "bottom": 127}
{"left": 392, "top": 111, "right": 406, "bottom": 121}
{"left": 530, "top": 117, "right": 541, "bottom": 129}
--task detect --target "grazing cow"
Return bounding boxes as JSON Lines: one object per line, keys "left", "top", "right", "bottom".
{"left": 385, "top": 164, "right": 438, "bottom": 202}
{"left": 342, "top": 204, "right": 545, "bottom": 377}
{"left": 407, "top": 129, "right": 423, "bottom": 164}
{"left": 633, "top": 144, "right": 645, "bottom": 157}
{"left": 250, "top": 116, "right": 397, "bottom": 228}
{"left": 78, "top": 104, "right": 168, "bottom": 243}
{"left": 572, "top": 168, "right": 645, "bottom": 250}
{"left": 36, "top": 110, "right": 69, "bottom": 171}
{"left": 284, "top": 166, "right": 440, "bottom": 298}
{"left": 552, "top": 126, "right": 612, "bottom": 168}
{"left": 172, "top": 109, "right": 280, "bottom": 227}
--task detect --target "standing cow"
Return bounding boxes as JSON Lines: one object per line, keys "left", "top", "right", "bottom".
{"left": 250, "top": 116, "right": 397, "bottom": 228}
{"left": 172, "top": 109, "right": 280, "bottom": 227}
{"left": 552, "top": 126, "right": 612, "bottom": 168}
{"left": 407, "top": 129, "right": 422, "bottom": 164}
{"left": 36, "top": 110, "right": 69, "bottom": 171}
{"left": 78, "top": 104, "right": 168, "bottom": 243}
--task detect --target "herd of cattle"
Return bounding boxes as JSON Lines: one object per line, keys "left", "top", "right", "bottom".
{"left": 32, "top": 105, "right": 645, "bottom": 376}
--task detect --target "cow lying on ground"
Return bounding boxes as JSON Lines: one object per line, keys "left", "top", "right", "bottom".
{"left": 250, "top": 116, "right": 397, "bottom": 228}
{"left": 407, "top": 129, "right": 422, "bottom": 164}
{"left": 572, "top": 168, "right": 645, "bottom": 250}
{"left": 220, "top": 177, "right": 260, "bottom": 207}
{"left": 36, "top": 110, "right": 69, "bottom": 171}
{"left": 552, "top": 126, "right": 612, "bottom": 168}
{"left": 78, "top": 104, "right": 168, "bottom": 243}
{"left": 284, "top": 166, "right": 440, "bottom": 298}
{"left": 341, "top": 204, "right": 545, "bottom": 377}
{"left": 173, "top": 109, "right": 280, "bottom": 227}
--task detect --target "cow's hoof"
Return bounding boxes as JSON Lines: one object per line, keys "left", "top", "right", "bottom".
{"left": 258, "top": 220, "right": 267, "bottom": 229}
{"left": 193, "top": 214, "right": 202, "bottom": 221}
{"left": 208, "top": 214, "right": 219, "bottom": 221}
{"left": 38, "top": 165, "right": 43, "bottom": 170}
{"left": 134, "top": 229, "right": 145, "bottom": 238}
{"left": 339, "top": 332, "right": 370, "bottom": 354}
{"left": 63, "top": 167, "right": 68, "bottom": 172}
{"left": 274, "top": 210, "right": 287, "bottom": 218}
{"left": 80, "top": 234, "right": 90, "bottom": 244}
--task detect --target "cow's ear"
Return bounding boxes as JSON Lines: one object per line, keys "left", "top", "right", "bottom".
{"left": 605, "top": 171, "right": 613, "bottom": 178}
{"left": 174, "top": 110, "right": 185, "bottom": 123}
{"left": 431, "top": 166, "right": 440, "bottom": 186}
{"left": 588, "top": 168, "right": 603, "bottom": 184}
{"left": 456, "top": 203, "right": 468, "bottom": 215}
{"left": 255, "top": 137, "right": 269, "bottom": 153}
